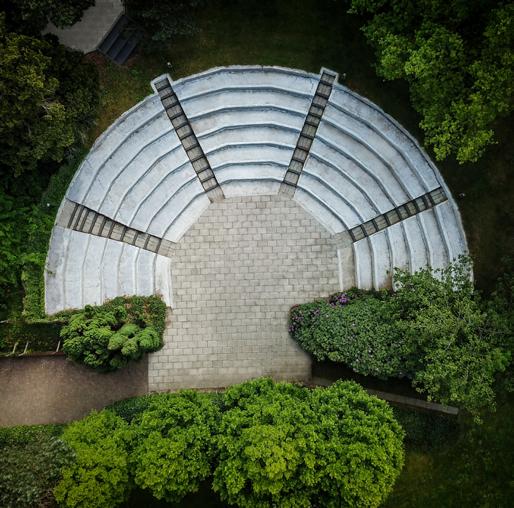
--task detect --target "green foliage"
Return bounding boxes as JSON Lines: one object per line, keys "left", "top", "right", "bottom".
{"left": 21, "top": 149, "right": 88, "bottom": 320}
{"left": 125, "top": 0, "right": 205, "bottom": 42}
{"left": 290, "top": 296, "right": 407, "bottom": 378}
{"left": 0, "top": 424, "right": 71, "bottom": 508}
{"left": 61, "top": 296, "right": 166, "bottom": 371}
{"left": 107, "top": 394, "right": 161, "bottom": 423}
{"left": 130, "top": 391, "right": 220, "bottom": 502}
{"left": 0, "top": 18, "right": 68, "bottom": 176}
{"left": 0, "top": 190, "right": 29, "bottom": 286}
{"left": 54, "top": 411, "right": 132, "bottom": 508}
{"left": 214, "top": 378, "right": 404, "bottom": 508}
{"left": 2, "top": 0, "right": 94, "bottom": 35}
{"left": 349, "top": 0, "right": 514, "bottom": 163}
{"left": 290, "top": 259, "right": 511, "bottom": 415}
{"left": 0, "top": 319, "right": 62, "bottom": 353}
{"left": 392, "top": 407, "right": 458, "bottom": 451}
{"left": 0, "top": 16, "right": 97, "bottom": 178}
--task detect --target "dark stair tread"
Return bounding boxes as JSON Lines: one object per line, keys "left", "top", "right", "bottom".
{"left": 98, "top": 14, "right": 129, "bottom": 54}
{"left": 108, "top": 35, "right": 130, "bottom": 61}
{"left": 114, "top": 32, "right": 143, "bottom": 64}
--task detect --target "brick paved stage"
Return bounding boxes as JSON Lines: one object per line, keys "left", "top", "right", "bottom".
{"left": 149, "top": 195, "right": 340, "bottom": 390}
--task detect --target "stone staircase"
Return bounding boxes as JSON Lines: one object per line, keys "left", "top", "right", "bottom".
{"left": 98, "top": 14, "right": 143, "bottom": 65}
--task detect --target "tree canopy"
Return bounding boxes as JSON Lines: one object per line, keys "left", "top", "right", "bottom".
{"left": 214, "top": 378, "right": 405, "bottom": 508}
{"left": 0, "top": 0, "right": 94, "bottom": 35}
{"left": 0, "top": 17, "right": 98, "bottom": 179}
{"left": 349, "top": 0, "right": 514, "bottom": 163}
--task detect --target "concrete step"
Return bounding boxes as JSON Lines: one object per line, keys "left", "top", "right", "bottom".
{"left": 402, "top": 216, "right": 429, "bottom": 272}
{"left": 434, "top": 201, "right": 468, "bottom": 262}
{"left": 316, "top": 121, "right": 411, "bottom": 204}
{"left": 84, "top": 114, "right": 172, "bottom": 212}
{"left": 353, "top": 239, "right": 373, "bottom": 289}
{"left": 330, "top": 87, "right": 439, "bottom": 189}
{"left": 323, "top": 103, "right": 428, "bottom": 195}
{"left": 190, "top": 107, "right": 306, "bottom": 136}
{"left": 98, "top": 14, "right": 129, "bottom": 55}
{"left": 302, "top": 155, "right": 379, "bottom": 221}
{"left": 296, "top": 171, "right": 362, "bottom": 228}
{"left": 114, "top": 144, "right": 193, "bottom": 225}
{"left": 308, "top": 138, "right": 396, "bottom": 212}
{"left": 293, "top": 187, "right": 346, "bottom": 234}
{"left": 45, "top": 227, "right": 172, "bottom": 314}
{"left": 173, "top": 66, "right": 319, "bottom": 101}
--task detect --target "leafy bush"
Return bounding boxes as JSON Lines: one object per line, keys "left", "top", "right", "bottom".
{"left": 214, "top": 378, "right": 404, "bottom": 508}
{"left": 392, "top": 407, "right": 458, "bottom": 450}
{"left": 3, "top": 0, "right": 94, "bottom": 35}
{"left": 0, "top": 424, "right": 71, "bottom": 508}
{"left": 290, "top": 296, "right": 408, "bottom": 378}
{"left": 54, "top": 411, "right": 132, "bottom": 508}
{"left": 130, "top": 391, "right": 220, "bottom": 502}
{"left": 349, "top": 0, "right": 513, "bottom": 163}
{"left": 0, "top": 18, "right": 98, "bottom": 179}
{"left": 61, "top": 296, "right": 166, "bottom": 371}
{"left": 290, "top": 259, "right": 510, "bottom": 415}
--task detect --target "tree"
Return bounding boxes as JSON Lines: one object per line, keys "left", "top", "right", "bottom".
{"left": 1, "top": 0, "right": 94, "bottom": 35}
{"left": 213, "top": 378, "right": 404, "bottom": 508}
{"left": 54, "top": 411, "right": 132, "bottom": 508}
{"left": 124, "top": 0, "right": 205, "bottom": 42}
{"left": 130, "top": 391, "right": 220, "bottom": 502}
{"left": 0, "top": 16, "right": 99, "bottom": 179}
{"left": 349, "top": 0, "right": 514, "bottom": 163}
{"left": 290, "top": 259, "right": 511, "bottom": 416}
{"left": 0, "top": 17, "right": 73, "bottom": 177}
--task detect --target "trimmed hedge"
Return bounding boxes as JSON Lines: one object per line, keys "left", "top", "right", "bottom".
{"left": 130, "top": 391, "right": 221, "bottom": 502}
{"left": 61, "top": 296, "right": 166, "bottom": 371}
{"left": 54, "top": 411, "right": 132, "bottom": 508}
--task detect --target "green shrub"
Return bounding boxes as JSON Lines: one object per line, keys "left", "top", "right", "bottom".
{"left": 107, "top": 394, "right": 161, "bottom": 423}
{"left": 61, "top": 296, "right": 166, "bottom": 371}
{"left": 130, "top": 391, "right": 220, "bottom": 502}
{"left": 213, "top": 378, "right": 404, "bottom": 508}
{"left": 290, "top": 297, "right": 408, "bottom": 378}
{"left": 54, "top": 411, "right": 132, "bottom": 508}
{"left": 290, "top": 259, "right": 510, "bottom": 415}
{"left": 0, "top": 424, "right": 71, "bottom": 508}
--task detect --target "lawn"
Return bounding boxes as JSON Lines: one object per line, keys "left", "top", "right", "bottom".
{"left": 82, "top": 0, "right": 514, "bottom": 505}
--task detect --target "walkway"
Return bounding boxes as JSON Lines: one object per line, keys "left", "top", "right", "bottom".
{"left": 0, "top": 356, "right": 147, "bottom": 426}
{"left": 43, "top": 0, "right": 123, "bottom": 53}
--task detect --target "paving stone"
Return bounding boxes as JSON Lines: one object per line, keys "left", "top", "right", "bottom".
{"left": 148, "top": 195, "right": 340, "bottom": 390}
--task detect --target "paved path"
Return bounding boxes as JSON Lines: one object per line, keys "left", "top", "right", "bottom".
{"left": 43, "top": 0, "right": 123, "bottom": 53}
{"left": 149, "top": 194, "right": 340, "bottom": 390}
{"left": 0, "top": 356, "right": 147, "bottom": 426}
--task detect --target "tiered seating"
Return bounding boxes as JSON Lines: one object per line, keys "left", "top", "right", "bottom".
{"left": 45, "top": 65, "right": 468, "bottom": 312}
{"left": 174, "top": 67, "right": 318, "bottom": 196}
{"left": 45, "top": 226, "right": 172, "bottom": 314}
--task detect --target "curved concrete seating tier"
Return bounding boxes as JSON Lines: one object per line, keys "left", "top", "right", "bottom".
{"left": 45, "top": 65, "right": 468, "bottom": 314}
{"left": 45, "top": 227, "right": 172, "bottom": 314}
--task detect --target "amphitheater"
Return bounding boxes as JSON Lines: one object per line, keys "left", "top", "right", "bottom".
{"left": 45, "top": 66, "right": 468, "bottom": 391}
